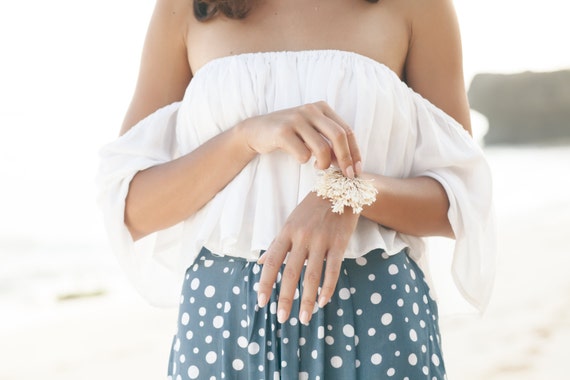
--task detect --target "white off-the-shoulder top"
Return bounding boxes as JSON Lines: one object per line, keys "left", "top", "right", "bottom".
{"left": 97, "top": 50, "right": 495, "bottom": 313}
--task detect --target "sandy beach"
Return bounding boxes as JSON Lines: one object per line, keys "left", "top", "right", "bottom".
{"left": 1, "top": 146, "right": 569, "bottom": 380}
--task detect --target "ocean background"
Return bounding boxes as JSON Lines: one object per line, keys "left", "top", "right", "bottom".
{"left": 1, "top": 0, "right": 569, "bottom": 379}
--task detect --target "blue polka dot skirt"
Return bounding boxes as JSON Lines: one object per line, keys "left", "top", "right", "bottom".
{"left": 167, "top": 247, "right": 447, "bottom": 379}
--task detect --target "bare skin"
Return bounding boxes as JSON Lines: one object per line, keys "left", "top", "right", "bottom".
{"left": 121, "top": 0, "right": 471, "bottom": 325}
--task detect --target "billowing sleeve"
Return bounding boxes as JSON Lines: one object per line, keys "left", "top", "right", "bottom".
{"left": 408, "top": 93, "right": 496, "bottom": 313}
{"left": 96, "top": 102, "right": 185, "bottom": 307}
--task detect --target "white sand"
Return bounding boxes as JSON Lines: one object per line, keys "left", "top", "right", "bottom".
{"left": 1, "top": 147, "right": 569, "bottom": 379}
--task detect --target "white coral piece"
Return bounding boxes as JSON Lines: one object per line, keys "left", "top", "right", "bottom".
{"left": 313, "top": 167, "right": 378, "bottom": 214}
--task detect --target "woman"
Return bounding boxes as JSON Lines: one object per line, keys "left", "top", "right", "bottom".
{"left": 97, "top": 0, "right": 495, "bottom": 378}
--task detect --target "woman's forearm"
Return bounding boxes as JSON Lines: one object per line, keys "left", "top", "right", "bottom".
{"left": 360, "top": 174, "right": 454, "bottom": 238}
{"left": 125, "top": 125, "right": 257, "bottom": 241}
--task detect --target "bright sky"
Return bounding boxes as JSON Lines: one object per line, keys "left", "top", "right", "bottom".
{"left": 0, "top": 0, "right": 568, "bottom": 241}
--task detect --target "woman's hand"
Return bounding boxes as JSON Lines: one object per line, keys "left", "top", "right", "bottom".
{"left": 236, "top": 101, "right": 362, "bottom": 178}
{"left": 256, "top": 192, "right": 360, "bottom": 325}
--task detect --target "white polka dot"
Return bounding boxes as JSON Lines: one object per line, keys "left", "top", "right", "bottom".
{"left": 267, "top": 352, "right": 274, "bottom": 360}
{"left": 330, "top": 356, "right": 343, "bottom": 368}
{"left": 294, "top": 288, "right": 300, "bottom": 300}
{"left": 253, "top": 264, "right": 260, "bottom": 274}
{"left": 355, "top": 360, "right": 361, "bottom": 368}
{"left": 270, "top": 302, "right": 277, "bottom": 315}
{"left": 395, "top": 350, "right": 401, "bottom": 357}
{"left": 237, "top": 336, "right": 248, "bottom": 348}
{"left": 432, "top": 354, "right": 441, "bottom": 366}
{"left": 190, "top": 297, "right": 195, "bottom": 304}
{"left": 337, "top": 309, "right": 344, "bottom": 317}
{"left": 422, "top": 345, "right": 427, "bottom": 353}
{"left": 423, "top": 295, "right": 429, "bottom": 304}
{"left": 213, "top": 316, "right": 224, "bottom": 328}
{"left": 350, "top": 287, "right": 356, "bottom": 294}
{"left": 371, "top": 353, "right": 382, "bottom": 365}
{"left": 318, "top": 326, "right": 325, "bottom": 339}
{"left": 282, "top": 338, "right": 289, "bottom": 344}
{"left": 281, "top": 360, "right": 287, "bottom": 368}
{"left": 388, "top": 264, "right": 399, "bottom": 275}
{"left": 224, "top": 302, "right": 231, "bottom": 313}
{"left": 181, "top": 313, "right": 190, "bottom": 326}
{"left": 233, "top": 359, "right": 244, "bottom": 371}
{"left": 232, "top": 286, "right": 240, "bottom": 295}
{"left": 381, "top": 313, "right": 393, "bottom": 325}
{"left": 311, "top": 350, "right": 318, "bottom": 359}
{"left": 389, "top": 333, "right": 397, "bottom": 341}
{"left": 422, "top": 366, "right": 429, "bottom": 375}
{"left": 420, "top": 320, "right": 426, "bottom": 328}
{"left": 391, "top": 284, "right": 397, "bottom": 290}
{"left": 356, "top": 309, "right": 363, "bottom": 316}
{"left": 222, "top": 330, "right": 230, "bottom": 339}
{"left": 179, "top": 354, "right": 186, "bottom": 363}
{"left": 299, "top": 372, "right": 309, "bottom": 380}
{"left": 187, "top": 365, "right": 200, "bottom": 379}
{"left": 204, "top": 259, "right": 214, "bottom": 267}
{"left": 397, "top": 298, "right": 404, "bottom": 307}
{"left": 410, "top": 329, "right": 418, "bottom": 342}
{"left": 343, "top": 324, "right": 355, "bottom": 337}
{"left": 405, "top": 284, "right": 411, "bottom": 293}
{"left": 206, "top": 351, "right": 217, "bottom": 364}
{"left": 253, "top": 282, "right": 259, "bottom": 292}
{"left": 410, "top": 269, "right": 417, "bottom": 279}
{"left": 248, "top": 342, "right": 260, "bottom": 355}
{"left": 204, "top": 285, "right": 216, "bottom": 298}
{"left": 339, "top": 288, "right": 350, "bottom": 300}
{"left": 368, "top": 274, "right": 376, "bottom": 281}
{"left": 346, "top": 344, "right": 352, "bottom": 351}
{"left": 258, "top": 365, "right": 263, "bottom": 372}
{"left": 355, "top": 256, "right": 367, "bottom": 266}
{"left": 370, "top": 292, "right": 382, "bottom": 304}
{"left": 387, "top": 368, "right": 396, "bottom": 376}
{"left": 368, "top": 328, "right": 376, "bottom": 336}
{"left": 413, "top": 303, "right": 419, "bottom": 315}
{"left": 205, "top": 335, "right": 212, "bottom": 344}
{"left": 199, "top": 307, "right": 206, "bottom": 316}
{"left": 241, "top": 320, "right": 248, "bottom": 328}
{"left": 325, "top": 336, "right": 335, "bottom": 345}
{"left": 186, "top": 330, "right": 193, "bottom": 340}
{"left": 289, "top": 317, "right": 298, "bottom": 326}
{"left": 190, "top": 278, "right": 200, "bottom": 290}
{"left": 173, "top": 338, "right": 180, "bottom": 352}
{"left": 408, "top": 353, "right": 418, "bottom": 366}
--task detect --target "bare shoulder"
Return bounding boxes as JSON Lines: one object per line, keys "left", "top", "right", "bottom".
{"left": 396, "top": 0, "right": 472, "bottom": 132}
{"left": 120, "top": 0, "right": 194, "bottom": 135}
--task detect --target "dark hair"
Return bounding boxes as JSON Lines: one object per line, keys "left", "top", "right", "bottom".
{"left": 194, "top": 0, "right": 379, "bottom": 21}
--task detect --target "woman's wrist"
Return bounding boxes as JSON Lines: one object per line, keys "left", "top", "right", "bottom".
{"left": 231, "top": 119, "right": 259, "bottom": 161}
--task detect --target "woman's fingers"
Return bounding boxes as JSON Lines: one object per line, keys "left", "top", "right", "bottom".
{"left": 297, "top": 102, "right": 361, "bottom": 178}
{"left": 245, "top": 102, "right": 361, "bottom": 177}
{"left": 319, "top": 103, "right": 363, "bottom": 176}
{"left": 318, "top": 248, "right": 344, "bottom": 308}
{"left": 275, "top": 244, "right": 309, "bottom": 323}
{"left": 257, "top": 237, "right": 290, "bottom": 309}
{"left": 298, "top": 245, "right": 326, "bottom": 325}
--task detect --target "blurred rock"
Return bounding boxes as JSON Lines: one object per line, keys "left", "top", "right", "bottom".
{"left": 468, "top": 70, "right": 570, "bottom": 145}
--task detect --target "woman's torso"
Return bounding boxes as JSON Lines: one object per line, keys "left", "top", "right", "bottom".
{"left": 185, "top": 0, "right": 411, "bottom": 79}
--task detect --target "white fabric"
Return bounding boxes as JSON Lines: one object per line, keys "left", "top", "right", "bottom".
{"left": 96, "top": 50, "right": 495, "bottom": 312}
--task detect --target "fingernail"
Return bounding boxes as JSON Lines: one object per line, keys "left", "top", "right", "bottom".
{"left": 355, "top": 161, "right": 362, "bottom": 176}
{"left": 277, "top": 308, "right": 287, "bottom": 323}
{"left": 258, "top": 293, "right": 268, "bottom": 308}
{"left": 318, "top": 296, "right": 328, "bottom": 308}
{"left": 346, "top": 165, "right": 355, "bottom": 179}
{"left": 300, "top": 311, "right": 309, "bottom": 326}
